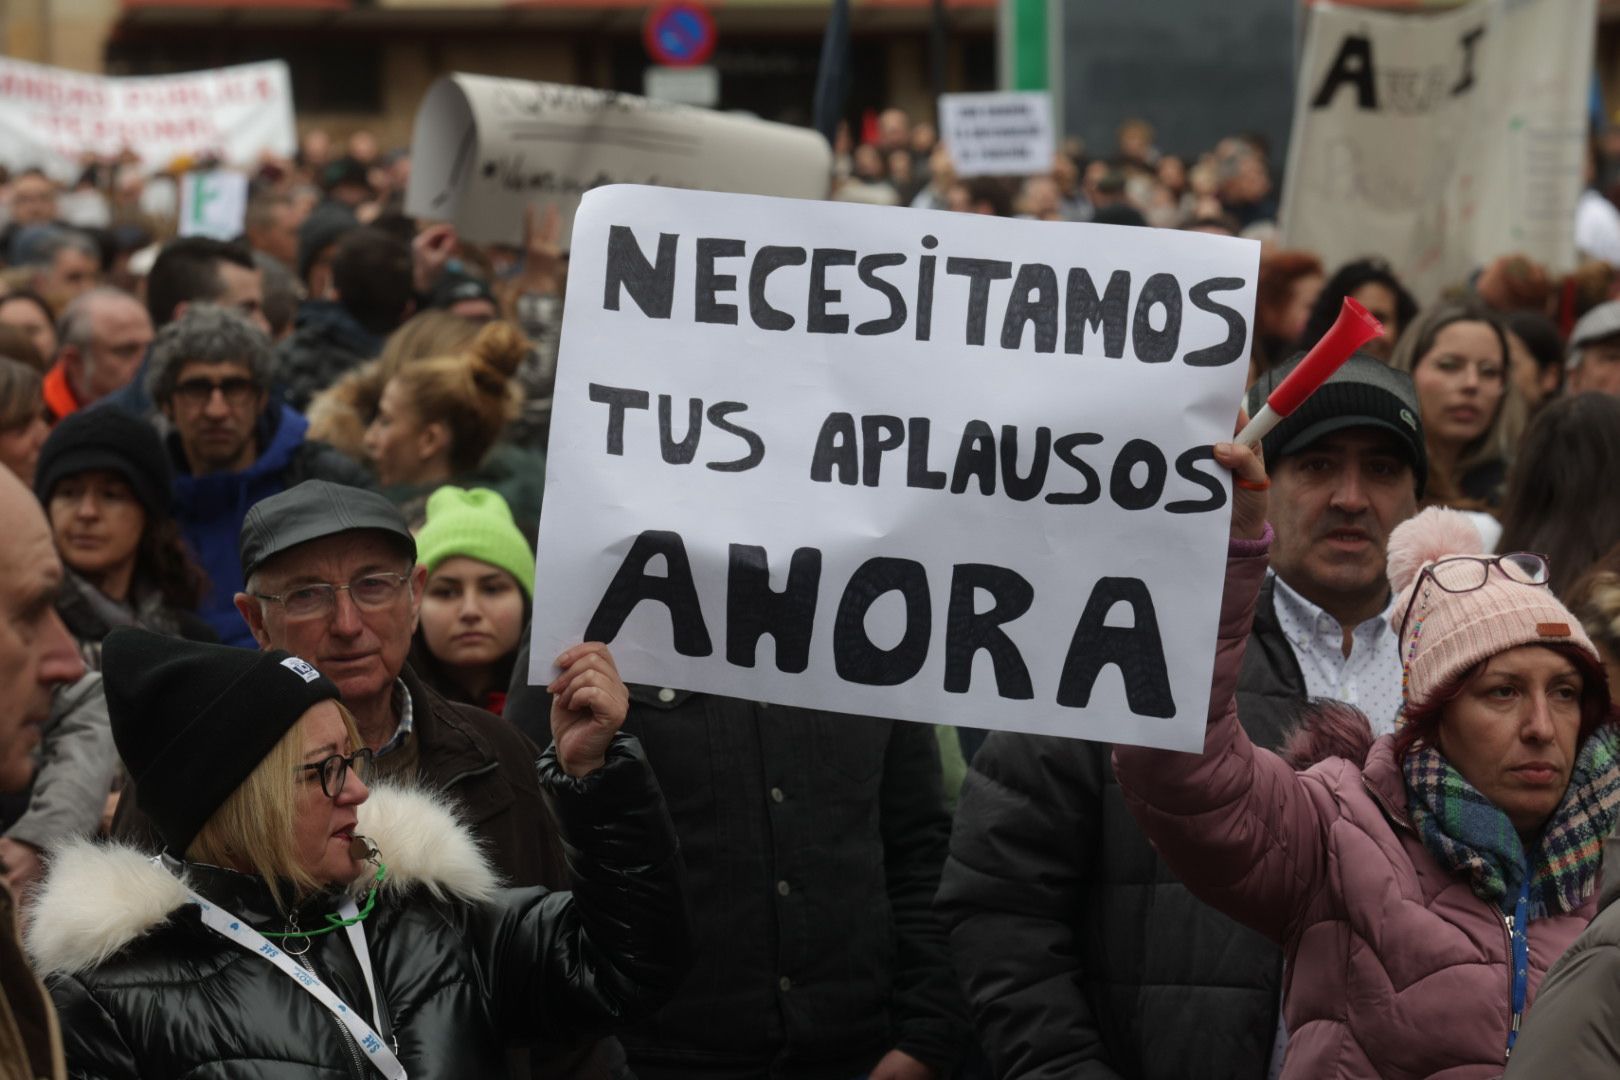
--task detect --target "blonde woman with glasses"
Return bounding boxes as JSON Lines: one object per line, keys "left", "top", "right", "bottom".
{"left": 28, "top": 630, "right": 690, "bottom": 1078}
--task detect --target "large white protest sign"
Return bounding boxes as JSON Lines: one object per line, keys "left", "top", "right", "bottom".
{"left": 939, "top": 91, "right": 1055, "bottom": 178}
{"left": 1280, "top": 0, "right": 1593, "bottom": 301}
{"left": 0, "top": 58, "right": 295, "bottom": 180}
{"left": 404, "top": 75, "right": 832, "bottom": 247}
{"left": 529, "top": 186, "right": 1258, "bottom": 750}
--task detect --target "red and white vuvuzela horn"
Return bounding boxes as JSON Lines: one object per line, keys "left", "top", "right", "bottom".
{"left": 1235, "top": 296, "right": 1384, "bottom": 448}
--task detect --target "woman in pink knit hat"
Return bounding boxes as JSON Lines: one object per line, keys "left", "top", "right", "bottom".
{"left": 1113, "top": 432, "right": 1620, "bottom": 1080}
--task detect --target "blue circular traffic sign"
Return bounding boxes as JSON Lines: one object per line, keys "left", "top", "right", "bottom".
{"left": 644, "top": 2, "right": 716, "bottom": 68}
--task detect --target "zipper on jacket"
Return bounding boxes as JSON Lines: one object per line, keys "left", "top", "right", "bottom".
{"left": 1500, "top": 909, "right": 1516, "bottom": 1062}
{"left": 297, "top": 948, "right": 369, "bottom": 1080}
{"left": 1365, "top": 774, "right": 1527, "bottom": 1062}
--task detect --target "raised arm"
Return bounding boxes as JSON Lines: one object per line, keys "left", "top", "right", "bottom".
{"left": 468, "top": 644, "right": 692, "bottom": 1039}
{"left": 1110, "top": 436, "right": 1331, "bottom": 942}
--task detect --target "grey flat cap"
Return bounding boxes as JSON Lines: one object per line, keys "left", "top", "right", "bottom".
{"left": 239, "top": 480, "right": 415, "bottom": 580}
{"left": 1568, "top": 300, "right": 1620, "bottom": 369}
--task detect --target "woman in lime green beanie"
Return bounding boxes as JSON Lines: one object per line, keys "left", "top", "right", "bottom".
{"left": 410, "top": 486, "right": 534, "bottom": 715}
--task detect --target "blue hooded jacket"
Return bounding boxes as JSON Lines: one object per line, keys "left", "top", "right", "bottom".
{"left": 170, "top": 403, "right": 352, "bottom": 646}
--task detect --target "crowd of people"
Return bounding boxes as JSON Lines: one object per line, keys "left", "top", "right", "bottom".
{"left": 4, "top": 94, "right": 1620, "bottom": 1080}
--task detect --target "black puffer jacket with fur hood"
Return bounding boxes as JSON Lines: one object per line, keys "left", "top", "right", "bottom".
{"left": 28, "top": 737, "right": 689, "bottom": 1080}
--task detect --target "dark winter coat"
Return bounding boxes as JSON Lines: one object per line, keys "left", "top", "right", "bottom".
{"left": 277, "top": 300, "right": 383, "bottom": 412}
{"left": 29, "top": 739, "right": 690, "bottom": 1080}
{"left": 506, "top": 672, "right": 970, "bottom": 1080}
{"left": 936, "top": 575, "right": 1307, "bottom": 1080}
{"left": 169, "top": 401, "right": 372, "bottom": 646}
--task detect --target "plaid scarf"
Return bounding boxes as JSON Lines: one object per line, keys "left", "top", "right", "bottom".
{"left": 1402, "top": 725, "right": 1620, "bottom": 920}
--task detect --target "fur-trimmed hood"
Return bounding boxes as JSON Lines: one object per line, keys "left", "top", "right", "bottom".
{"left": 28, "top": 784, "right": 500, "bottom": 977}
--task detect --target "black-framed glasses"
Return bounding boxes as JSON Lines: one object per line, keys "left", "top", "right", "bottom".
{"left": 172, "top": 376, "right": 260, "bottom": 408}
{"left": 253, "top": 572, "right": 412, "bottom": 619}
{"left": 298, "top": 748, "right": 374, "bottom": 798}
{"left": 1396, "top": 552, "right": 1551, "bottom": 646}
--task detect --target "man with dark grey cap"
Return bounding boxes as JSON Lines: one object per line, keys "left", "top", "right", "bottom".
{"left": 1565, "top": 299, "right": 1620, "bottom": 397}
{"left": 112, "top": 478, "right": 624, "bottom": 1080}
{"left": 938, "top": 352, "right": 1426, "bottom": 1080}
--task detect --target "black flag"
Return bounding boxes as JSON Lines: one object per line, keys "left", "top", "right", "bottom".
{"left": 931, "top": 0, "right": 949, "bottom": 105}
{"left": 812, "top": 0, "right": 852, "bottom": 145}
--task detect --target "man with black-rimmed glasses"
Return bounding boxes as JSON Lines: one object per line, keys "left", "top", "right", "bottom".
{"left": 146, "top": 306, "right": 368, "bottom": 645}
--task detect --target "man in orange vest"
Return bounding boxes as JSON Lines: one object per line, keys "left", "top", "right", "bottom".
{"left": 41, "top": 289, "right": 154, "bottom": 423}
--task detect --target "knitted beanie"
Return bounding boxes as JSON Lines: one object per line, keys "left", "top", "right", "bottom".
{"left": 1388, "top": 507, "right": 1597, "bottom": 708}
{"left": 34, "top": 406, "right": 173, "bottom": 519}
{"left": 415, "top": 486, "right": 535, "bottom": 598}
{"left": 102, "top": 628, "right": 342, "bottom": 854}
{"left": 1244, "top": 352, "right": 1428, "bottom": 498}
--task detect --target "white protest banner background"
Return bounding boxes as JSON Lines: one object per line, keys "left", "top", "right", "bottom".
{"left": 530, "top": 186, "right": 1258, "bottom": 751}
{"left": 0, "top": 58, "right": 296, "bottom": 180}
{"left": 1470, "top": 0, "right": 1594, "bottom": 269}
{"left": 1280, "top": 0, "right": 1593, "bottom": 301}
{"left": 178, "top": 170, "right": 250, "bottom": 241}
{"left": 939, "top": 91, "right": 1055, "bottom": 178}
{"left": 404, "top": 75, "right": 833, "bottom": 246}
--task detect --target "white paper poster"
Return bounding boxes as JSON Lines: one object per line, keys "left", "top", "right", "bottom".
{"left": 404, "top": 75, "right": 833, "bottom": 246}
{"left": 178, "top": 170, "right": 250, "bottom": 240}
{"left": 939, "top": 91, "right": 1055, "bottom": 178}
{"left": 1280, "top": 0, "right": 1593, "bottom": 300}
{"left": 0, "top": 58, "right": 296, "bottom": 179}
{"left": 529, "top": 186, "right": 1259, "bottom": 750}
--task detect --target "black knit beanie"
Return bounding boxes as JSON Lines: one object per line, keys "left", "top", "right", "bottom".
{"left": 34, "top": 407, "right": 174, "bottom": 519}
{"left": 1243, "top": 351, "right": 1430, "bottom": 499}
{"left": 102, "top": 628, "right": 342, "bottom": 854}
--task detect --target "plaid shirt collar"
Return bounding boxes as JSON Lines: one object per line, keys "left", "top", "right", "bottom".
{"left": 376, "top": 678, "right": 414, "bottom": 758}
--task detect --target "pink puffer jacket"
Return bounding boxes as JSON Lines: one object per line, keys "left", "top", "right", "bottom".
{"left": 1114, "top": 545, "right": 1596, "bottom": 1080}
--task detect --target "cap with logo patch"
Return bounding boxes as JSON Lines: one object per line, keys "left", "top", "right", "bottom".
{"left": 101, "top": 628, "right": 344, "bottom": 854}
{"left": 239, "top": 480, "right": 416, "bottom": 582}
{"left": 1243, "top": 351, "right": 1428, "bottom": 498}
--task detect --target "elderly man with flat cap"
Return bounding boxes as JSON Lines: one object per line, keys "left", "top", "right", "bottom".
{"left": 114, "top": 479, "right": 628, "bottom": 1080}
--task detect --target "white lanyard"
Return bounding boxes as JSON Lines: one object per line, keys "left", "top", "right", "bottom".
{"left": 185, "top": 885, "right": 408, "bottom": 1080}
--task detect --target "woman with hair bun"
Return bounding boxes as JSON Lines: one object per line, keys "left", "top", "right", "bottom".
{"left": 363, "top": 319, "right": 545, "bottom": 530}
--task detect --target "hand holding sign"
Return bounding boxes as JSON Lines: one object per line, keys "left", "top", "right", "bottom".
{"left": 1215, "top": 411, "right": 1268, "bottom": 543}
{"left": 547, "top": 642, "right": 630, "bottom": 777}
